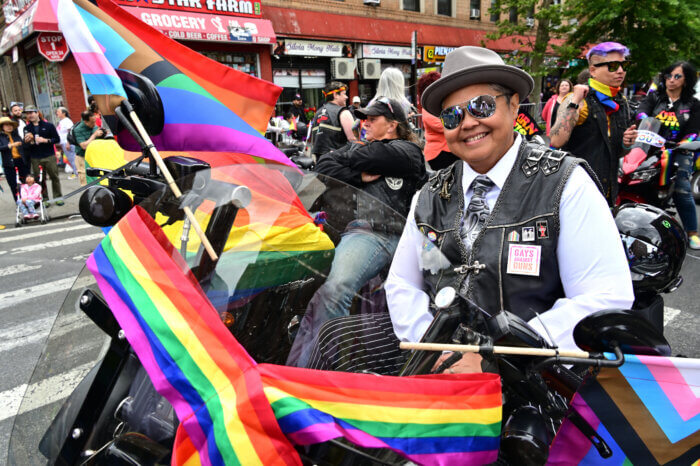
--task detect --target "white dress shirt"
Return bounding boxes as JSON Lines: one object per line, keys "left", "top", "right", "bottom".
{"left": 385, "top": 136, "right": 634, "bottom": 351}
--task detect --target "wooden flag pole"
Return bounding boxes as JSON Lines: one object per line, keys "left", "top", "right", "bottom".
{"left": 127, "top": 110, "right": 218, "bottom": 261}
{"left": 399, "top": 342, "right": 591, "bottom": 359}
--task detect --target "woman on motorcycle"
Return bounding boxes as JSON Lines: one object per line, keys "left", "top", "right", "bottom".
{"left": 286, "top": 97, "right": 427, "bottom": 368}
{"left": 635, "top": 61, "right": 700, "bottom": 249}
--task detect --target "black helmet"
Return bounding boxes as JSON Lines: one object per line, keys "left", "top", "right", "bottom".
{"left": 614, "top": 203, "right": 686, "bottom": 294}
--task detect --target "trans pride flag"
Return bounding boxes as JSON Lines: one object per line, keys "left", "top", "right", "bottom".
{"left": 548, "top": 354, "right": 700, "bottom": 465}
{"left": 87, "top": 206, "right": 503, "bottom": 466}
{"left": 50, "top": 0, "right": 294, "bottom": 169}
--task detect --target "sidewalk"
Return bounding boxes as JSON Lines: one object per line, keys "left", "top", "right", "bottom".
{"left": 0, "top": 168, "right": 82, "bottom": 228}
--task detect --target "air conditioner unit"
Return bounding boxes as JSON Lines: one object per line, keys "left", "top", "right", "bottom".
{"left": 363, "top": 0, "right": 380, "bottom": 5}
{"left": 470, "top": 8, "right": 480, "bottom": 19}
{"left": 358, "top": 59, "right": 381, "bottom": 80}
{"left": 331, "top": 58, "right": 356, "bottom": 80}
{"left": 525, "top": 17, "right": 535, "bottom": 27}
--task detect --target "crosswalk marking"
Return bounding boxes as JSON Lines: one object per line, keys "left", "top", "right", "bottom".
{"left": 0, "top": 275, "right": 96, "bottom": 311}
{"left": 0, "top": 223, "right": 96, "bottom": 244}
{"left": 664, "top": 306, "right": 682, "bottom": 325}
{"left": 0, "top": 312, "right": 91, "bottom": 353}
{"left": 0, "top": 359, "right": 98, "bottom": 423}
{"left": 10, "top": 233, "right": 104, "bottom": 254}
{"left": 0, "top": 264, "right": 42, "bottom": 277}
{"left": 0, "top": 218, "right": 83, "bottom": 234}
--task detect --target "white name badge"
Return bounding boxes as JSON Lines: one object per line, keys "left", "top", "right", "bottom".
{"left": 506, "top": 244, "right": 541, "bottom": 276}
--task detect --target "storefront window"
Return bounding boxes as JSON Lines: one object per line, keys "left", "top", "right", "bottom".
{"left": 273, "top": 69, "right": 326, "bottom": 118}
{"left": 28, "top": 60, "right": 64, "bottom": 124}
{"left": 202, "top": 51, "right": 260, "bottom": 78}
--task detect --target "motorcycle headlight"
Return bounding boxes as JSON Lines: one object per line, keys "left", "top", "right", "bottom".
{"left": 630, "top": 168, "right": 658, "bottom": 182}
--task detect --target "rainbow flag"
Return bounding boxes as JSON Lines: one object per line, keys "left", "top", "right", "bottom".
{"left": 259, "top": 364, "right": 501, "bottom": 466}
{"left": 50, "top": 0, "right": 294, "bottom": 169}
{"left": 548, "top": 354, "right": 700, "bottom": 465}
{"left": 88, "top": 206, "right": 503, "bottom": 466}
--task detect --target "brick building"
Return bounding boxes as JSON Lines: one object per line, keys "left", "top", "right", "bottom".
{"left": 0, "top": 0, "right": 528, "bottom": 125}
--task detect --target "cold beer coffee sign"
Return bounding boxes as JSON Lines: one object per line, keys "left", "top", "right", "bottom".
{"left": 37, "top": 33, "right": 69, "bottom": 62}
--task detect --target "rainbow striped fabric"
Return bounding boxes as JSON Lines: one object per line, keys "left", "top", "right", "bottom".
{"left": 548, "top": 354, "right": 700, "bottom": 465}
{"left": 87, "top": 206, "right": 503, "bottom": 466}
{"left": 50, "top": 0, "right": 294, "bottom": 169}
{"left": 259, "top": 364, "right": 502, "bottom": 466}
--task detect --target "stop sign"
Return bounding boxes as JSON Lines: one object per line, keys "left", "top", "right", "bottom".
{"left": 37, "top": 33, "right": 69, "bottom": 62}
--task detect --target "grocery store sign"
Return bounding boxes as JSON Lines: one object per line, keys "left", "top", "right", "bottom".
{"left": 115, "top": 0, "right": 262, "bottom": 18}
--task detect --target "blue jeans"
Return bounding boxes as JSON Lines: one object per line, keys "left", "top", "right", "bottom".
{"left": 286, "top": 225, "right": 399, "bottom": 368}
{"left": 673, "top": 151, "right": 697, "bottom": 233}
{"left": 17, "top": 199, "right": 37, "bottom": 215}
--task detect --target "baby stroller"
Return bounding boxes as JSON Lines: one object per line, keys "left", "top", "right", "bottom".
{"left": 15, "top": 166, "right": 49, "bottom": 227}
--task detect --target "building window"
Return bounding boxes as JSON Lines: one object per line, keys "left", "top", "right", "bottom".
{"left": 490, "top": 0, "right": 499, "bottom": 22}
{"left": 509, "top": 6, "right": 518, "bottom": 23}
{"left": 437, "top": 0, "right": 452, "bottom": 16}
{"left": 403, "top": 0, "right": 420, "bottom": 12}
{"left": 470, "top": 0, "right": 481, "bottom": 20}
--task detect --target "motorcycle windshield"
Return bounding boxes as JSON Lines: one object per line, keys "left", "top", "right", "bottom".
{"left": 8, "top": 162, "right": 454, "bottom": 463}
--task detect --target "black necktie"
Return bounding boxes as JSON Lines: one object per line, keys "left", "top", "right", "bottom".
{"left": 460, "top": 175, "right": 495, "bottom": 249}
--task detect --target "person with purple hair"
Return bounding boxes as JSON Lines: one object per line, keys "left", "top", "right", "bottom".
{"left": 550, "top": 41, "right": 637, "bottom": 206}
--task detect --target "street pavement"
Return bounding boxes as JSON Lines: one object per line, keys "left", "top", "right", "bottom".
{"left": 0, "top": 169, "right": 698, "bottom": 464}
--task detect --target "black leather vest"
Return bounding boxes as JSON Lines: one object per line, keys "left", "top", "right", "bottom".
{"left": 311, "top": 102, "right": 348, "bottom": 156}
{"left": 414, "top": 141, "right": 599, "bottom": 322}
{"left": 563, "top": 92, "right": 630, "bottom": 205}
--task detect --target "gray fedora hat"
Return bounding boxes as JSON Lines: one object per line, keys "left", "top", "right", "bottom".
{"left": 421, "top": 46, "right": 534, "bottom": 116}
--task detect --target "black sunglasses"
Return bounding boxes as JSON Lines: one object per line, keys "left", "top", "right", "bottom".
{"left": 440, "top": 94, "right": 510, "bottom": 130}
{"left": 664, "top": 73, "right": 683, "bottom": 81}
{"left": 592, "top": 60, "right": 631, "bottom": 72}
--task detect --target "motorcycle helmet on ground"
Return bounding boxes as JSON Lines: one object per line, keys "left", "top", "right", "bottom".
{"left": 614, "top": 203, "right": 686, "bottom": 294}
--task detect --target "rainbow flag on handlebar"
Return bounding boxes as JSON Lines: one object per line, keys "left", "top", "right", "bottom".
{"left": 87, "top": 206, "right": 502, "bottom": 466}
{"left": 548, "top": 354, "right": 700, "bottom": 465}
{"left": 50, "top": 0, "right": 296, "bottom": 170}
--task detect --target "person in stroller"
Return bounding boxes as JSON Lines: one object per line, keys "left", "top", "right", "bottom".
{"left": 17, "top": 173, "right": 41, "bottom": 219}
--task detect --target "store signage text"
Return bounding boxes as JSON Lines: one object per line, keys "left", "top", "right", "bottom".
{"left": 423, "top": 46, "right": 456, "bottom": 62}
{"left": 362, "top": 44, "right": 412, "bottom": 60}
{"left": 129, "top": 7, "right": 274, "bottom": 43}
{"left": 37, "top": 33, "right": 69, "bottom": 62}
{"left": 115, "top": 0, "right": 262, "bottom": 18}
{"left": 280, "top": 39, "right": 345, "bottom": 57}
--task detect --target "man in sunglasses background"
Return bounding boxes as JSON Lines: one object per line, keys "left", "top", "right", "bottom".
{"left": 384, "top": 46, "right": 633, "bottom": 374}
{"left": 550, "top": 41, "right": 637, "bottom": 206}
{"left": 310, "top": 81, "right": 357, "bottom": 159}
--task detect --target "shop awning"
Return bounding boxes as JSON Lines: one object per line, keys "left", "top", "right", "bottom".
{"left": 123, "top": 7, "right": 275, "bottom": 44}
{"left": 0, "top": 0, "right": 59, "bottom": 55}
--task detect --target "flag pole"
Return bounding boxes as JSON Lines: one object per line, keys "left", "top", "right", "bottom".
{"left": 399, "top": 342, "right": 591, "bottom": 359}
{"left": 124, "top": 106, "right": 219, "bottom": 261}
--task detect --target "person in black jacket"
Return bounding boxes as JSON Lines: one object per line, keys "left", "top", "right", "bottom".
{"left": 635, "top": 61, "right": 700, "bottom": 249}
{"left": 287, "top": 97, "right": 427, "bottom": 368}
{"left": 0, "top": 116, "right": 29, "bottom": 199}
{"left": 23, "top": 105, "right": 62, "bottom": 202}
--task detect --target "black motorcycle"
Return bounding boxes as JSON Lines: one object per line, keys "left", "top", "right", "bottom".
{"left": 6, "top": 152, "right": 686, "bottom": 465}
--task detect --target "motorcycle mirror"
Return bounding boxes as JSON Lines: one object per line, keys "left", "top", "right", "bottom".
{"left": 115, "top": 69, "right": 164, "bottom": 135}
{"left": 79, "top": 185, "right": 134, "bottom": 227}
{"left": 573, "top": 309, "right": 671, "bottom": 356}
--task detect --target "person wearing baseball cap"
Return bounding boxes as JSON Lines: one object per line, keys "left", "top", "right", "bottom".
{"left": 383, "top": 46, "right": 634, "bottom": 376}
{"left": 351, "top": 95, "right": 362, "bottom": 109}
{"left": 287, "top": 92, "right": 307, "bottom": 124}
{"left": 287, "top": 96, "right": 427, "bottom": 369}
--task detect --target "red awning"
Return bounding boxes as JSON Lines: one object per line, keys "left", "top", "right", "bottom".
{"left": 123, "top": 7, "right": 276, "bottom": 45}
{"left": 0, "top": 0, "right": 59, "bottom": 55}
